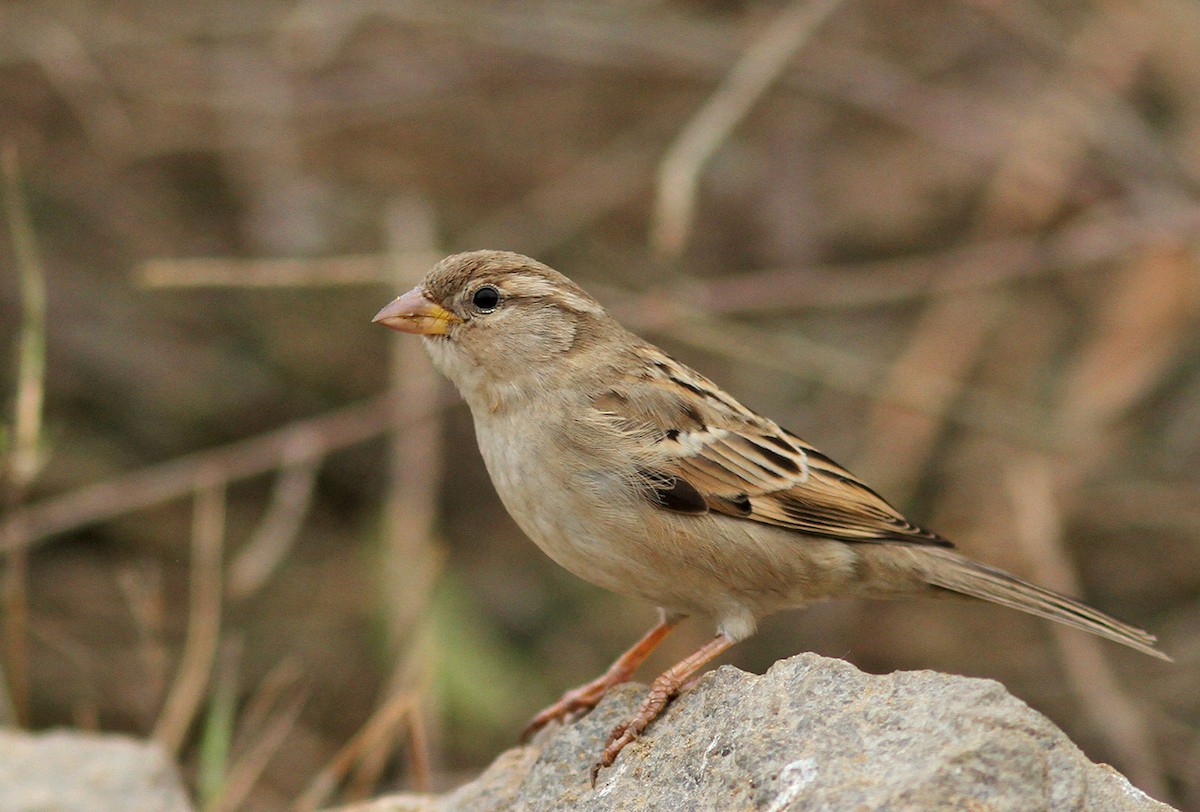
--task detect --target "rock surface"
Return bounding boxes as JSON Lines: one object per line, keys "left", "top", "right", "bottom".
{"left": 336, "top": 653, "right": 1175, "bottom": 812}
{"left": 0, "top": 728, "right": 192, "bottom": 812}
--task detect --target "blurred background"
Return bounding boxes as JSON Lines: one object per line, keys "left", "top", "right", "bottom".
{"left": 0, "top": 0, "right": 1198, "bottom": 809}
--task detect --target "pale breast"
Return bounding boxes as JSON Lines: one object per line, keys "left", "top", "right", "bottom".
{"left": 470, "top": 407, "right": 674, "bottom": 596}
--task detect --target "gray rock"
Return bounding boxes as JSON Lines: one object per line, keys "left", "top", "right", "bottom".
{"left": 337, "top": 653, "right": 1176, "bottom": 812}
{"left": 0, "top": 728, "right": 192, "bottom": 812}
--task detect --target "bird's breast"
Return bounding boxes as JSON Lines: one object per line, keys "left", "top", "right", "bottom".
{"left": 470, "top": 408, "right": 659, "bottom": 592}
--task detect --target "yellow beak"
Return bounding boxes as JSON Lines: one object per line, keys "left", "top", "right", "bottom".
{"left": 372, "top": 287, "right": 462, "bottom": 335}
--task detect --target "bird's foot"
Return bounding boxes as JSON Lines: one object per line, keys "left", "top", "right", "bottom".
{"left": 522, "top": 679, "right": 614, "bottom": 742}
{"left": 588, "top": 632, "right": 735, "bottom": 787}
{"left": 524, "top": 616, "right": 682, "bottom": 744}
{"left": 589, "top": 682, "right": 674, "bottom": 785}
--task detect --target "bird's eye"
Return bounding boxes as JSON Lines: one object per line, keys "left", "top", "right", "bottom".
{"left": 471, "top": 285, "right": 501, "bottom": 313}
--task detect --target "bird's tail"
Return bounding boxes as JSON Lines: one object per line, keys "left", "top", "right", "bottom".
{"left": 918, "top": 547, "right": 1170, "bottom": 661}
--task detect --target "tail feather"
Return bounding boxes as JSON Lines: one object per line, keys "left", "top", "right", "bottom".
{"left": 920, "top": 548, "right": 1170, "bottom": 661}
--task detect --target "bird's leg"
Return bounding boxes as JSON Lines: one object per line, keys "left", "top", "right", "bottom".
{"left": 591, "top": 632, "right": 735, "bottom": 784}
{"left": 522, "top": 614, "right": 681, "bottom": 742}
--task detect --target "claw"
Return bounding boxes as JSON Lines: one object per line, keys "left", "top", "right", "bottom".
{"left": 586, "top": 632, "right": 736, "bottom": 788}
{"left": 590, "top": 723, "right": 636, "bottom": 786}
{"left": 525, "top": 616, "right": 682, "bottom": 744}
{"left": 522, "top": 683, "right": 609, "bottom": 742}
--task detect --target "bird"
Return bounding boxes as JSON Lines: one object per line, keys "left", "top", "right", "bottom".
{"left": 372, "top": 249, "right": 1168, "bottom": 782}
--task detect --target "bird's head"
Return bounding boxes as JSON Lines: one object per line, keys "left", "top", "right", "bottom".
{"left": 374, "top": 250, "right": 618, "bottom": 407}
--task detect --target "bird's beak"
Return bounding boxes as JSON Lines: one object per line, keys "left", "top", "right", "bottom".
{"left": 372, "top": 286, "right": 462, "bottom": 335}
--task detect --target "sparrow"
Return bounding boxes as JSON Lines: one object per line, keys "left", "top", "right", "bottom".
{"left": 373, "top": 250, "right": 1168, "bottom": 782}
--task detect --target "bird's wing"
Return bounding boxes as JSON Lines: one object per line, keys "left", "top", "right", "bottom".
{"left": 594, "top": 347, "right": 951, "bottom": 547}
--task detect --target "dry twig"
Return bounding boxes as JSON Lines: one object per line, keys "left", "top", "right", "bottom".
{"left": 650, "top": 0, "right": 844, "bottom": 259}
{"left": 228, "top": 659, "right": 305, "bottom": 761}
{"left": 1057, "top": 242, "right": 1196, "bottom": 447}
{"left": 461, "top": 111, "right": 675, "bottom": 257}
{"left": 350, "top": 196, "right": 446, "bottom": 798}
{"left": 853, "top": 289, "right": 1009, "bottom": 500}
{"left": 138, "top": 255, "right": 391, "bottom": 288}
{"left": 292, "top": 690, "right": 417, "bottom": 812}
{"left": 216, "top": 680, "right": 309, "bottom": 812}
{"left": 1004, "top": 456, "right": 1167, "bottom": 799}
{"left": 0, "top": 395, "right": 417, "bottom": 554}
{"left": 153, "top": 478, "right": 226, "bottom": 756}
{"left": 676, "top": 204, "right": 1200, "bottom": 313}
{"left": 228, "top": 443, "right": 321, "bottom": 602}
{"left": 601, "top": 292, "right": 1058, "bottom": 449}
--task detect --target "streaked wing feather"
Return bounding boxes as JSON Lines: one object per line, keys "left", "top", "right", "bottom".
{"left": 598, "top": 347, "right": 951, "bottom": 548}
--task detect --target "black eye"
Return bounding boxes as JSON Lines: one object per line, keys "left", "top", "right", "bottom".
{"left": 471, "top": 285, "right": 500, "bottom": 312}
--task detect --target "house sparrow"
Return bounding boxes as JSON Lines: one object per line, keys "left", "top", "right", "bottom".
{"left": 373, "top": 250, "right": 1168, "bottom": 782}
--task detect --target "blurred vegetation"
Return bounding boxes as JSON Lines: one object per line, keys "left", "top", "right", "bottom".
{"left": 0, "top": 0, "right": 1198, "bottom": 809}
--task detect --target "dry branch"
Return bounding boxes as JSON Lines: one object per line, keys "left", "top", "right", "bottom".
{"left": 853, "top": 289, "right": 1010, "bottom": 499}
{"left": 153, "top": 479, "right": 226, "bottom": 756}
{"left": 228, "top": 450, "right": 320, "bottom": 602}
{"left": 1058, "top": 242, "right": 1197, "bottom": 443}
{"left": 138, "top": 255, "right": 390, "bottom": 288}
{"left": 681, "top": 204, "right": 1200, "bottom": 313}
{"left": 0, "top": 396, "right": 439, "bottom": 555}
{"left": 599, "top": 292, "right": 1059, "bottom": 449}
{"left": 460, "top": 112, "right": 673, "bottom": 257}
{"left": 1005, "top": 456, "right": 1167, "bottom": 799}
{"left": 292, "top": 690, "right": 416, "bottom": 812}
{"left": 216, "top": 680, "right": 309, "bottom": 812}
{"left": 355, "top": 196, "right": 446, "bottom": 797}
{"left": 650, "top": 0, "right": 844, "bottom": 259}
